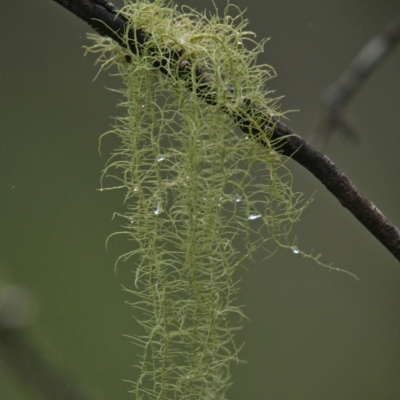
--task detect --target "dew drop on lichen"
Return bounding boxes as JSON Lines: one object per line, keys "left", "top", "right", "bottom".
{"left": 153, "top": 206, "right": 162, "bottom": 215}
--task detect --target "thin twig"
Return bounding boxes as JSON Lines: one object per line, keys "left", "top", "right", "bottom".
{"left": 0, "top": 285, "right": 92, "bottom": 400}
{"left": 52, "top": 0, "right": 400, "bottom": 261}
{"left": 315, "top": 14, "right": 400, "bottom": 144}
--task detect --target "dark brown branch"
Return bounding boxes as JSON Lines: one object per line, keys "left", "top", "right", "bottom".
{"left": 52, "top": 0, "right": 400, "bottom": 261}
{"left": 315, "top": 14, "right": 400, "bottom": 143}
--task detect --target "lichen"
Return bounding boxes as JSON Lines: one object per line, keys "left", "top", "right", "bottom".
{"left": 85, "top": 1, "right": 313, "bottom": 398}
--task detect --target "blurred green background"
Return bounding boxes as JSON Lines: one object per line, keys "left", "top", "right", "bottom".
{"left": 1, "top": 0, "right": 400, "bottom": 399}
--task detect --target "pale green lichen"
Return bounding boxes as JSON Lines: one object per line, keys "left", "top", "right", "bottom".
{"left": 85, "top": 1, "right": 320, "bottom": 399}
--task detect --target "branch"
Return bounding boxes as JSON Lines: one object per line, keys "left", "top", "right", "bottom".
{"left": 0, "top": 285, "right": 92, "bottom": 400}
{"left": 315, "top": 14, "right": 400, "bottom": 143}
{"left": 52, "top": 0, "right": 400, "bottom": 261}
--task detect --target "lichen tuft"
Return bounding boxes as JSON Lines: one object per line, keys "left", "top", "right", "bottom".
{"left": 86, "top": 1, "right": 313, "bottom": 398}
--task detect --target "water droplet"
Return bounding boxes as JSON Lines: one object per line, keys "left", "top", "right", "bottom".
{"left": 153, "top": 206, "right": 162, "bottom": 215}
{"left": 248, "top": 213, "right": 261, "bottom": 220}
{"left": 133, "top": 186, "right": 138, "bottom": 192}
{"left": 157, "top": 156, "right": 165, "bottom": 162}
{"left": 292, "top": 246, "right": 300, "bottom": 254}
{"left": 183, "top": 175, "right": 190, "bottom": 187}
{"left": 234, "top": 195, "right": 242, "bottom": 203}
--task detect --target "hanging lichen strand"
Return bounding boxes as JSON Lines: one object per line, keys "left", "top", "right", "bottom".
{"left": 87, "top": 1, "right": 306, "bottom": 398}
